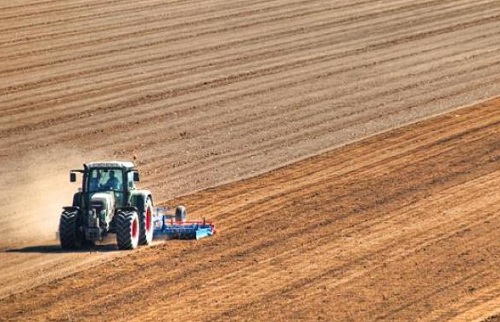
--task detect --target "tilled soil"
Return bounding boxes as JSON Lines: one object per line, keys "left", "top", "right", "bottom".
{"left": 1, "top": 0, "right": 500, "bottom": 199}
{"left": 0, "top": 0, "right": 499, "bottom": 320}
{"left": 0, "top": 99, "right": 498, "bottom": 321}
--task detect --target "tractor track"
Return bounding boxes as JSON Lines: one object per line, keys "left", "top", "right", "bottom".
{"left": 0, "top": 0, "right": 499, "bottom": 320}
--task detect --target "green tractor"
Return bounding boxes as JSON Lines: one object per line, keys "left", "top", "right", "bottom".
{"left": 59, "top": 161, "right": 154, "bottom": 250}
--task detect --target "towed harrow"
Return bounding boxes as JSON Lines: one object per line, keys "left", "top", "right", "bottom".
{"left": 153, "top": 206, "right": 216, "bottom": 240}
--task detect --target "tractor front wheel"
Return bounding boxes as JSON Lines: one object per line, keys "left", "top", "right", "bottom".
{"left": 115, "top": 210, "right": 140, "bottom": 250}
{"left": 59, "top": 210, "right": 82, "bottom": 250}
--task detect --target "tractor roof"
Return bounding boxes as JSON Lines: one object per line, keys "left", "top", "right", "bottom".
{"left": 85, "top": 161, "right": 136, "bottom": 170}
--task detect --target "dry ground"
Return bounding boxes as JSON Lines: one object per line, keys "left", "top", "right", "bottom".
{"left": 0, "top": 96, "right": 499, "bottom": 321}
{"left": 2, "top": 0, "right": 500, "bottom": 199}
{"left": 0, "top": 0, "right": 499, "bottom": 321}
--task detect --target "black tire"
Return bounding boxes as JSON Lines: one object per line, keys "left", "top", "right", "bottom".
{"left": 59, "top": 210, "right": 82, "bottom": 250}
{"left": 115, "top": 210, "right": 140, "bottom": 250}
{"left": 175, "top": 205, "right": 187, "bottom": 222}
{"left": 139, "top": 198, "right": 154, "bottom": 245}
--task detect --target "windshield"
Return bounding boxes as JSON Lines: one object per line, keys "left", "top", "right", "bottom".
{"left": 88, "top": 169, "right": 123, "bottom": 192}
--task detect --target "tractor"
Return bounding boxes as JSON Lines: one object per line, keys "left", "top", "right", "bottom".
{"left": 58, "top": 161, "right": 154, "bottom": 250}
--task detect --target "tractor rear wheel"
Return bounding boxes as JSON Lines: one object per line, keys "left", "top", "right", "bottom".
{"left": 59, "top": 210, "right": 82, "bottom": 250}
{"left": 115, "top": 210, "right": 140, "bottom": 250}
{"left": 139, "top": 198, "right": 154, "bottom": 245}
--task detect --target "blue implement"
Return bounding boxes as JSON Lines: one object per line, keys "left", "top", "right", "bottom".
{"left": 153, "top": 212, "right": 216, "bottom": 240}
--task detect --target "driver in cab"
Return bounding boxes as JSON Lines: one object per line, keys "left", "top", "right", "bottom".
{"left": 104, "top": 170, "right": 120, "bottom": 190}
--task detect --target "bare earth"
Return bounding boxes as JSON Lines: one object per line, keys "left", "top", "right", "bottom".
{"left": 1, "top": 95, "right": 499, "bottom": 321}
{"left": 0, "top": 0, "right": 499, "bottom": 321}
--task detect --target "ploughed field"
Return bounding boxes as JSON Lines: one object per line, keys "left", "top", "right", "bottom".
{"left": 1, "top": 96, "right": 499, "bottom": 321}
{"left": 0, "top": 0, "right": 499, "bottom": 321}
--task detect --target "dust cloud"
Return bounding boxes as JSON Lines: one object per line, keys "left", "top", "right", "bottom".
{"left": 0, "top": 148, "right": 106, "bottom": 247}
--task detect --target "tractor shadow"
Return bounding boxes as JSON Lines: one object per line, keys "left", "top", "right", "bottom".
{"left": 5, "top": 243, "right": 120, "bottom": 254}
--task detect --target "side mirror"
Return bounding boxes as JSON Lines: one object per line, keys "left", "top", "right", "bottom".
{"left": 70, "top": 172, "right": 76, "bottom": 182}
{"left": 133, "top": 172, "right": 140, "bottom": 182}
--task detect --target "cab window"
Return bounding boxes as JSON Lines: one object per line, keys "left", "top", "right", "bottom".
{"left": 88, "top": 169, "right": 123, "bottom": 191}
{"left": 127, "top": 171, "right": 136, "bottom": 190}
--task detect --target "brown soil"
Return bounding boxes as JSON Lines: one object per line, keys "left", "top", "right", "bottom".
{"left": 0, "top": 0, "right": 499, "bottom": 320}
{"left": 1, "top": 98, "right": 499, "bottom": 321}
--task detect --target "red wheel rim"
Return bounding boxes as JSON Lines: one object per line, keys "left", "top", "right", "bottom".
{"left": 132, "top": 217, "right": 138, "bottom": 239}
{"left": 146, "top": 207, "right": 152, "bottom": 233}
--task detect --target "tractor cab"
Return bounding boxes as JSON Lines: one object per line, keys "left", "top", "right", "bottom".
{"left": 71, "top": 161, "right": 140, "bottom": 207}
{"left": 71, "top": 161, "right": 139, "bottom": 191}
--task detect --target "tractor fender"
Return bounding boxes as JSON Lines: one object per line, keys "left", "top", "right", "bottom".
{"left": 72, "top": 192, "right": 82, "bottom": 208}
